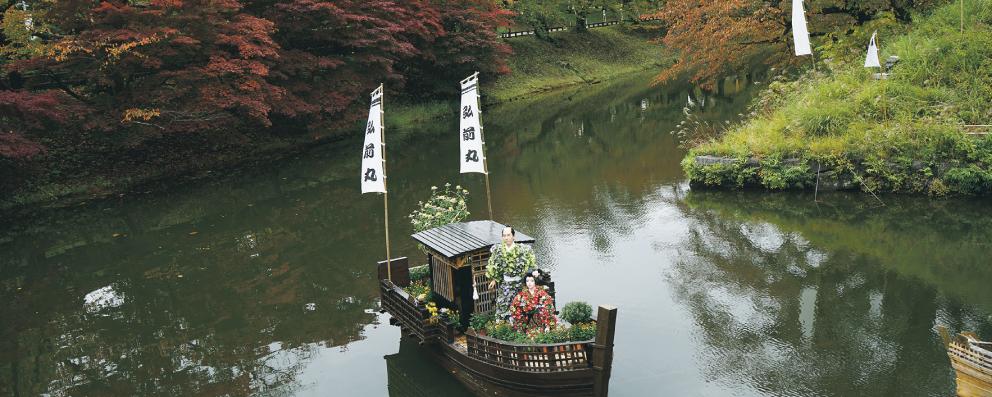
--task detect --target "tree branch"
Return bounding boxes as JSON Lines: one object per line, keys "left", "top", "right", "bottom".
{"left": 44, "top": 70, "right": 92, "bottom": 105}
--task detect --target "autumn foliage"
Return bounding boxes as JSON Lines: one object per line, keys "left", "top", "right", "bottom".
{"left": 0, "top": 0, "right": 512, "bottom": 163}
{"left": 647, "top": 0, "right": 942, "bottom": 88}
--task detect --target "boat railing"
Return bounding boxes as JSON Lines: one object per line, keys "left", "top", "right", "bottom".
{"left": 380, "top": 279, "right": 454, "bottom": 343}
{"left": 378, "top": 258, "right": 454, "bottom": 344}
{"left": 465, "top": 329, "right": 595, "bottom": 372}
{"left": 946, "top": 332, "right": 992, "bottom": 373}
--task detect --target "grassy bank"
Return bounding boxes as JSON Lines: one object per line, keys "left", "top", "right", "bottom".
{"left": 683, "top": 1, "right": 992, "bottom": 196}
{"left": 390, "top": 23, "right": 669, "bottom": 121}
{"left": 489, "top": 24, "right": 668, "bottom": 103}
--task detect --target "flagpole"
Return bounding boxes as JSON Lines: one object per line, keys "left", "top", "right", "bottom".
{"left": 882, "top": 62, "right": 888, "bottom": 125}
{"left": 379, "top": 83, "right": 392, "bottom": 282}
{"left": 475, "top": 71, "right": 494, "bottom": 220}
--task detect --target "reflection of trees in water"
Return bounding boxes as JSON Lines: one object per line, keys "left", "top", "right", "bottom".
{"left": 685, "top": 190, "right": 992, "bottom": 316}
{"left": 34, "top": 311, "right": 316, "bottom": 397}
{"left": 0, "top": 183, "right": 382, "bottom": 395}
{"left": 671, "top": 199, "right": 958, "bottom": 396}
{"left": 482, "top": 72, "right": 760, "bottom": 257}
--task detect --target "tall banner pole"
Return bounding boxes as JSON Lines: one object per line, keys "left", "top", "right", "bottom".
{"left": 380, "top": 83, "right": 391, "bottom": 281}
{"left": 361, "top": 84, "right": 390, "bottom": 282}
{"left": 459, "top": 72, "right": 492, "bottom": 219}
{"left": 477, "top": 76, "right": 494, "bottom": 219}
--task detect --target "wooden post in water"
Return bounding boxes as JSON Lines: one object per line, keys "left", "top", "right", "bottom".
{"left": 592, "top": 305, "right": 618, "bottom": 397}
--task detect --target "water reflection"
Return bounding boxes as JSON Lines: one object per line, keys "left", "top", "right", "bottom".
{"left": 3, "top": 69, "right": 753, "bottom": 396}
{"left": 671, "top": 191, "right": 992, "bottom": 395}
{"left": 4, "top": 67, "right": 985, "bottom": 397}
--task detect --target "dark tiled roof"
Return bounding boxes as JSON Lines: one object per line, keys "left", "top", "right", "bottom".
{"left": 411, "top": 220, "right": 535, "bottom": 258}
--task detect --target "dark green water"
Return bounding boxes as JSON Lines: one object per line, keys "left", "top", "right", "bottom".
{"left": 2, "top": 70, "right": 990, "bottom": 396}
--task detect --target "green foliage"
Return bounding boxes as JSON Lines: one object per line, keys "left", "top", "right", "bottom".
{"left": 757, "top": 157, "right": 815, "bottom": 190}
{"left": 481, "top": 316, "right": 596, "bottom": 343}
{"left": 685, "top": 0, "right": 992, "bottom": 196}
{"left": 440, "top": 308, "right": 461, "bottom": 327}
{"left": 485, "top": 320, "right": 529, "bottom": 342}
{"left": 470, "top": 311, "right": 495, "bottom": 331}
{"left": 405, "top": 280, "right": 432, "bottom": 303}
{"left": 486, "top": 243, "right": 537, "bottom": 280}
{"left": 944, "top": 166, "right": 992, "bottom": 194}
{"left": 509, "top": 0, "right": 569, "bottom": 39}
{"left": 682, "top": 156, "right": 757, "bottom": 188}
{"left": 568, "top": 322, "right": 598, "bottom": 340}
{"left": 409, "top": 264, "right": 430, "bottom": 282}
{"left": 560, "top": 301, "right": 593, "bottom": 324}
{"left": 490, "top": 25, "right": 668, "bottom": 102}
{"left": 409, "top": 183, "right": 470, "bottom": 233}
{"left": 1, "top": 7, "right": 47, "bottom": 60}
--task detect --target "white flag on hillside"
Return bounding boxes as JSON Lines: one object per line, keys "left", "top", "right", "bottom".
{"left": 792, "top": 0, "right": 812, "bottom": 56}
{"left": 459, "top": 73, "right": 486, "bottom": 174}
{"left": 360, "top": 85, "right": 386, "bottom": 193}
{"left": 864, "top": 31, "right": 881, "bottom": 68}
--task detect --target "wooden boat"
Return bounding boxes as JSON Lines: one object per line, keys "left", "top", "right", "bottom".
{"left": 377, "top": 220, "right": 618, "bottom": 396}
{"left": 939, "top": 326, "right": 992, "bottom": 397}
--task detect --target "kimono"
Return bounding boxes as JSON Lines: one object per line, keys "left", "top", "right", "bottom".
{"left": 486, "top": 242, "right": 536, "bottom": 320}
{"left": 510, "top": 287, "right": 557, "bottom": 333}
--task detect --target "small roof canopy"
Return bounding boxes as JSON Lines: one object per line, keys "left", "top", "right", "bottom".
{"left": 411, "top": 220, "right": 535, "bottom": 259}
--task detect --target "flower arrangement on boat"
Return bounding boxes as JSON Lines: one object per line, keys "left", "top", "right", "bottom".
{"left": 409, "top": 183, "right": 470, "bottom": 235}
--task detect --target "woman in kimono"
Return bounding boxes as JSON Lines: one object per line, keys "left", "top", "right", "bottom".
{"left": 509, "top": 271, "right": 557, "bottom": 333}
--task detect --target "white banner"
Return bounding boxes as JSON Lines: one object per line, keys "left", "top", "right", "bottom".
{"left": 360, "top": 85, "right": 386, "bottom": 193}
{"left": 459, "top": 73, "right": 486, "bottom": 174}
{"left": 792, "top": 0, "right": 812, "bottom": 56}
{"left": 864, "top": 31, "right": 880, "bottom": 68}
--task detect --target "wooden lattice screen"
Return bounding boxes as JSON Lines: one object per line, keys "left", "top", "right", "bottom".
{"left": 468, "top": 250, "right": 496, "bottom": 315}
{"left": 466, "top": 331, "right": 593, "bottom": 372}
{"left": 429, "top": 252, "right": 455, "bottom": 302}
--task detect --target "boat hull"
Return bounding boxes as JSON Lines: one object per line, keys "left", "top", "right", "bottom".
{"left": 378, "top": 258, "right": 615, "bottom": 397}
{"left": 422, "top": 340, "right": 596, "bottom": 397}
{"left": 940, "top": 327, "right": 992, "bottom": 397}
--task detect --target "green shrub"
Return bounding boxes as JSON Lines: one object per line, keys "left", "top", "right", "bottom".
{"left": 568, "top": 322, "right": 597, "bottom": 341}
{"left": 944, "top": 166, "right": 992, "bottom": 194}
{"left": 561, "top": 301, "right": 593, "bottom": 324}
{"left": 485, "top": 321, "right": 527, "bottom": 342}
{"left": 409, "top": 264, "right": 430, "bottom": 282}
{"left": 531, "top": 327, "right": 569, "bottom": 344}
{"left": 404, "top": 280, "right": 431, "bottom": 302}
{"left": 470, "top": 312, "right": 494, "bottom": 331}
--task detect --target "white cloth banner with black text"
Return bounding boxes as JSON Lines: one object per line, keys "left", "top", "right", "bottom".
{"left": 360, "top": 86, "right": 386, "bottom": 193}
{"left": 459, "top": 74, "right": 486, "bottom": 174}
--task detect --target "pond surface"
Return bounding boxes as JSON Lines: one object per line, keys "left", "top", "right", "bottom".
{"left": 2, "top": 70, "right": 990, "bottom": 396}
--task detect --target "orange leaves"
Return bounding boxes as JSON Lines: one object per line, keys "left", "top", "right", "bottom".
{"left": 47, "top": 40, "right": 93, "bottom": 62}
{"left": 48, "top": 32, "right": 169, "bottom": 65}
{"left": 122, "top": 108, "right": 161, "bottom": 123}
{"left": 105, "top": 33, "right": 168, "bottom": 62}
{"left": 150, "top": 0, "right": 184, "bottom": 8}
{"left": 650, "top": 0, "right": 788, "bottom": 88}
